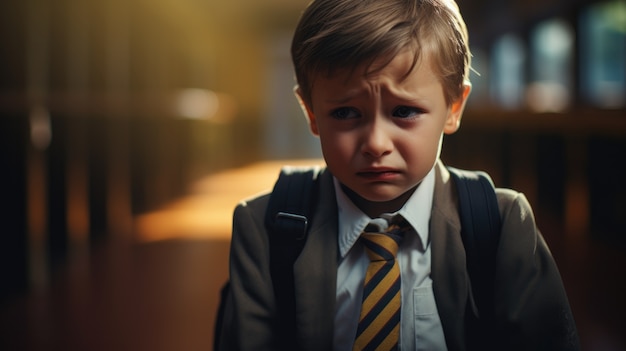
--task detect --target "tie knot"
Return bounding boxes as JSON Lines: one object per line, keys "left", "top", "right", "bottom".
{"left": 361, "top": 233, "right": 400, "bottom": 261}
{"left": 361, "top": 217, "right": 409, "bottom": 262}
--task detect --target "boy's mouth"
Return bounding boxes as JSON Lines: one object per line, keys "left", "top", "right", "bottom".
{"left": 357, "top": 168, "right": 401, "bottom": 180}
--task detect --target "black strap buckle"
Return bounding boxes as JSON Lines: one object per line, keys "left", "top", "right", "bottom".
{"left": 274, "top": 212, "right": 308, "bottom": 241}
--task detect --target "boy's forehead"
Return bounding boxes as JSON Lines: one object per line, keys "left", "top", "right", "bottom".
{"left": 309, "top": 50, "right": 441, "bottom": 97}
{"left": 312, "top": 48, "right": 432, "bottom": 86}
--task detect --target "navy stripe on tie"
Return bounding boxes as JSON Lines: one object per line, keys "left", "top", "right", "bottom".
{"left": 362, "top": 261, "right": 396, "bottom": 298}
{"left": 357, "top": 276, "right": 401, "bottom": 334}
{"left": 362, "top": 240, "right": 395, "bottom": 260}
{"left": 362, "top": 308, "right": 401, "bottom": 351}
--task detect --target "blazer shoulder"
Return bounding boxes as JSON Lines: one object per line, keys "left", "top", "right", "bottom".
{"left": 433, "top": 163, "right": 538, "bottom": 236}
{"left": 494, "top": 187, "right": 536, "bottom": 224}
{"left": 235, "top": 189, "right": 271, "bottom": 214}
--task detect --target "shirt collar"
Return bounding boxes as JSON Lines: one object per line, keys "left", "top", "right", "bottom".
{"left": 334, "top": 166, "right": 436, "bottom": 258}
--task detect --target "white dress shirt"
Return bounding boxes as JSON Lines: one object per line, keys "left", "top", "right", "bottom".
{"left": 332, "top": 167, "right": 447, "bottom": 351}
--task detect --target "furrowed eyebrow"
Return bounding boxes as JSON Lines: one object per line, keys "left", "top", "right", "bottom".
{"left": 386, "top": 84, "right": 421, "bottom": 101}
{"left": 322, "top": 82, "right": 427, "bottom": 105}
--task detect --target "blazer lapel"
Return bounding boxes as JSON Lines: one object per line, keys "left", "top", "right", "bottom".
{"left": 430, "top": 162, "right": 471, "bottom": 351}
{"left": 292, "top": 169, "right": 339, "bottom": 351}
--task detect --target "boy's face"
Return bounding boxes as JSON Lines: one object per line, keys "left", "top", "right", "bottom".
{"left": 298, "top": 50, "right": 470, "bottom": 215}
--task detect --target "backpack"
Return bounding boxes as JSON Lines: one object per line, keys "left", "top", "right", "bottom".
{"left": 214, "top": 165, "right": 501, "bottom": 350}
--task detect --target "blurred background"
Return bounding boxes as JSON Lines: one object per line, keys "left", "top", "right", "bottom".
{"left": 0, "top": 0, "right": 624, "bottom": 350}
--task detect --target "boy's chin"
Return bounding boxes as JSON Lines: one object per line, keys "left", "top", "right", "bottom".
{"left": 341, "top": 183, "right": 419, "bottom": 216}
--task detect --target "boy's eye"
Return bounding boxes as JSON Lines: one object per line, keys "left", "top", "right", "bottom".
{"left": 330, "top": 107, "right": 360, "bottom": 120}
{"left": 393, "top": 106, "right": 423, "bottom": 118}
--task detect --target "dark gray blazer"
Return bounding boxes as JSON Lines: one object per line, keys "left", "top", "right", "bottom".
{"left": 218, "top": 161, "right": 579, "bottom": 351}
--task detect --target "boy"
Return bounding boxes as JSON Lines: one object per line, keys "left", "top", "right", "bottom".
{"left": 217, "top": 0, "right": 579, "bottom": 350}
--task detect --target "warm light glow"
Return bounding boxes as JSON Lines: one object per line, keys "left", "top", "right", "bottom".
{"left": 175, "top": 89, "right": 237, "bottom": 123}
{"left": 134, "top": 159, "right": 325, "bottom": 243}
{"left": 526, "top": 82, "right": 570, "bottom": 113}
{"left": 176, "top": 89, "right": 219, "bottom": 120}
{"left": 29, "top": 106, "right": 51, "bottom": 150}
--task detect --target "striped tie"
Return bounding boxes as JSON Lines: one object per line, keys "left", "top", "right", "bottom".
{"left": 353, "top": 218, "right": 409, "bottom": 351}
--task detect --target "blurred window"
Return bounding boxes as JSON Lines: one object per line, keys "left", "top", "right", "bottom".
{"left": 579, "top": 0, "right": 626, "bottom": 109}
{"left": 527, "top": 18, "right": 575, "bottom": 112}
{"left": 490, "top": 34, "right": 526, "bottom": 109}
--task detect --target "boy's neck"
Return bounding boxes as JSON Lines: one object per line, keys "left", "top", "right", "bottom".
{"left": 340, "top": 183, "right": 418, "bottom": 219}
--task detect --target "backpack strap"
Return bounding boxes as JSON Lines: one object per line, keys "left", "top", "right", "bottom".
{"left": 447, "top": 166, "right": 502, "bottom": 348}
{"left": 265, "top": 165, "right": 322, "bottom": 350}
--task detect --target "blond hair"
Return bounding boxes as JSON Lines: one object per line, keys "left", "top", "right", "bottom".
{"left": 291, "top": 0, "right": 471, "bottom": 106}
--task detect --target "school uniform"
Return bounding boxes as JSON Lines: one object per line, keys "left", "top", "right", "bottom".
{"left": 218, "top": 161, "right": 579, "bottom": 351}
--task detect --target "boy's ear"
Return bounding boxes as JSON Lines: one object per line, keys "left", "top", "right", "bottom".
{"left": 294, "top": 87, "right": 319, "bottom": 136}
{"left": 443, "top": 83, "right": 471, "bottom": 135}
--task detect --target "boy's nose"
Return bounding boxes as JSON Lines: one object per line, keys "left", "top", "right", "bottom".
{"left": 360, "top": 120, "right": 393, "bottom": 158}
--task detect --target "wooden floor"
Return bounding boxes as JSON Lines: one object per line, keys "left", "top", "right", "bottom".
{"left": 0, "top": 160, "right": 624, "bottom": 351}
